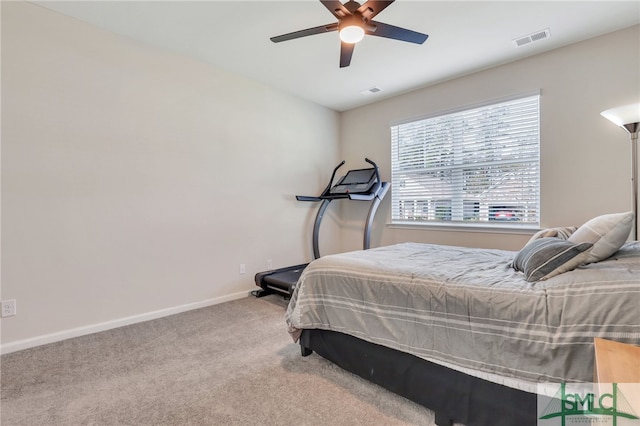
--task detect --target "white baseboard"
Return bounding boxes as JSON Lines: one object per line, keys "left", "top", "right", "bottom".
{"left": 0, "top": 291, "right": 251, "bottom": 355}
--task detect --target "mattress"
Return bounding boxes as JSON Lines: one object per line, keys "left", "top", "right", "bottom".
{"left": 286, "top": 241, "right": 640, "bottom": 393}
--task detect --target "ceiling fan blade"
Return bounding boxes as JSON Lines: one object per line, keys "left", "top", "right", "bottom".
{"left": 271, "top": 23, "right": 339, "bottom": 43}
{"left": 340, "top": 42, "right": 356, "bottom": 68}
{"left": 367, "top": 20, "right": 428, "bottom": 44}
{"left": 357, "top": 1, "right": 394, "bottom": 20}
{"left": 320, "top": 0, "right": 352, "bottom": 19}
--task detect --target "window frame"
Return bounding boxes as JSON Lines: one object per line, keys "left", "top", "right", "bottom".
{"left": 389, "top": 92, "right": 541, "bottom": 231}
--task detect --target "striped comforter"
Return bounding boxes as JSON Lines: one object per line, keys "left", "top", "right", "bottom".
{"left": 286, "top": 242, "right": 640, "bottom": 390}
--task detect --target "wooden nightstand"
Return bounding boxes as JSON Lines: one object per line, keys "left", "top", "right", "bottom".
{"left": 594, "top": 337, "right": 640, "bottom": 383}
{"left": 593, "top": 337, "right": 640, "bottom": 416}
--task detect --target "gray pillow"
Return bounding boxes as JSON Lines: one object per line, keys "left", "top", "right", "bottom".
{"left": 567, "top": 211, "right": 634, "bottom": 264}
{"left": 512, "top": 237, "right": 593, "bottom": 282}
{"left": 526, "top": 226, "right": 577, "bottom": 246}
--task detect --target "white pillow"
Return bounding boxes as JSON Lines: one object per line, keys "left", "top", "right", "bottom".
{"left": 567, "top": 211, "right": 634, "bottom": 264}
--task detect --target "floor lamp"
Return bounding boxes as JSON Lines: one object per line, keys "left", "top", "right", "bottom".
{"left": 601, "top": 103, "right": 640, "bottom": 241}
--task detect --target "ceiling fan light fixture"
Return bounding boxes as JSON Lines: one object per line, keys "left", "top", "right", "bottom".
{"left": 269, "top": 0, "right": 430, "bottom": 67}
{"left": 339, "top": 25, "right": 365, "bottom": 43}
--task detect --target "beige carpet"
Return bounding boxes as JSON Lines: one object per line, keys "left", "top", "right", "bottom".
{"left": 1, "top": 295, "right": 437, "bottom": 425}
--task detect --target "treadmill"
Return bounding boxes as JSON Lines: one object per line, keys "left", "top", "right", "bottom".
{"left": 252, "top": 158, "right": 389, "bottom": 298}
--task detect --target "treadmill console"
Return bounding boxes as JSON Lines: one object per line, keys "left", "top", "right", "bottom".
{"left": 330, "top": 168, "right": 377, "bottom": 194}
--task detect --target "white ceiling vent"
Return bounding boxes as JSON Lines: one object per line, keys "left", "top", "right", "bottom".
{"left": 513, "top": 28, "right": 551, "bottom": 47}
{"left": 360, "top": 87, "right": 383, "bottom": 95}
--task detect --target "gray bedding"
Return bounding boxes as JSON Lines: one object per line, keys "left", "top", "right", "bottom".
{"left": 286, "top": 241, "right": 640, "bottom": 389}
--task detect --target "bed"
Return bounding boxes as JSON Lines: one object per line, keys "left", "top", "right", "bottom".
{"left": 285, "top": 212, "right": 640, "bottom": 426}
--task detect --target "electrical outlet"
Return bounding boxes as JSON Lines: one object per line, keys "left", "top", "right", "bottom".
{"left": 267, "top": 259, "right": 273, "bottom": 270}
{"left": 239, "top": 264, "right": 246, "bottom": 275}
{"left": 1, "top": 299, "right": 17, "bottom": 318}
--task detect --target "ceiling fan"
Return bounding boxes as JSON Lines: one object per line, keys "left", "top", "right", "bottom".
{"left": 270, "top": 0, "right": 429, "bottom": 68}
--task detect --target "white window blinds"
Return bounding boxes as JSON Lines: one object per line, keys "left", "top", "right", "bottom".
{"left": 390, "top": 94, "right": 540, "bottom": 227}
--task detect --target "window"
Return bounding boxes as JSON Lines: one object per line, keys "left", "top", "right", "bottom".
{"left": 391, "top": 94, "right": 540, "bottom": 227}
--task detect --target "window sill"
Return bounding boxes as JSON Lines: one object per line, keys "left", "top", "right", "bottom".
{"left": 387, "top": 222, "right": 539, "bottom": 235}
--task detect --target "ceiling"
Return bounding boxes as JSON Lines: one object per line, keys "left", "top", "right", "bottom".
{"left": 32, "top": 1, "right": 640, "bottom": 112}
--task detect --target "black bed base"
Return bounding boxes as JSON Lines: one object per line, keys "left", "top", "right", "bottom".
{"left": 300, "top": 329, "right": 538, "bottom": 426}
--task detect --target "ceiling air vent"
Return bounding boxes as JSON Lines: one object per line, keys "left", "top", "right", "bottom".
{"left": 513, "top": 28, "right": 550, "bottom": 47}
{"left": 360, "top": 87, "right": 382, "bottom": 95}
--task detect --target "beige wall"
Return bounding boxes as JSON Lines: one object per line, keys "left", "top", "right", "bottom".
{"left": 339, "top": 25, "right": 640, "bottom": 252}
{"left": 1, "top": 2, "right": 340, "bottom": 351}
{"left": 2, "top": 2, "right": 639, "bottom": 352}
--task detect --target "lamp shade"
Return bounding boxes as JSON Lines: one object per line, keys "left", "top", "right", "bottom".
{"left": 601, "top": 102, "right": 640, "bottom": 241}
{"left": 600, "top": 103, "right": 640, "bottom": 127}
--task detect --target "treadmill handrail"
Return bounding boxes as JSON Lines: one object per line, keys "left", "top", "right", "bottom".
{"left": 323, "top": 160, "right": 346, "bottom": 196}
{"left": 346, "top": 192, "right": 377, "bottom": 201}
{"left": 296, "top": 160, "right": 345, "bottom": 201}
{"left": 295, "top": 195, "right": 322, "bottom": 202}
{"left": 300, "top": 192, "right": 374, "bottom": 201}
{"left": 363, "top": 157, "right": 382, "bottom": 196}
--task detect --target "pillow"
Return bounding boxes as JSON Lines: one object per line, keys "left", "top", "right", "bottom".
{"left": 526, "top": 226, "right": 577, "bottom": 246}
{"left": 567, "top": 211, "right": 634, "bottom": 264}
{"left": 512, "top": 237, "right": 593, "bottom": 282}
{"left": 611, "top": 241, "right": 640, "bottom": 258}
